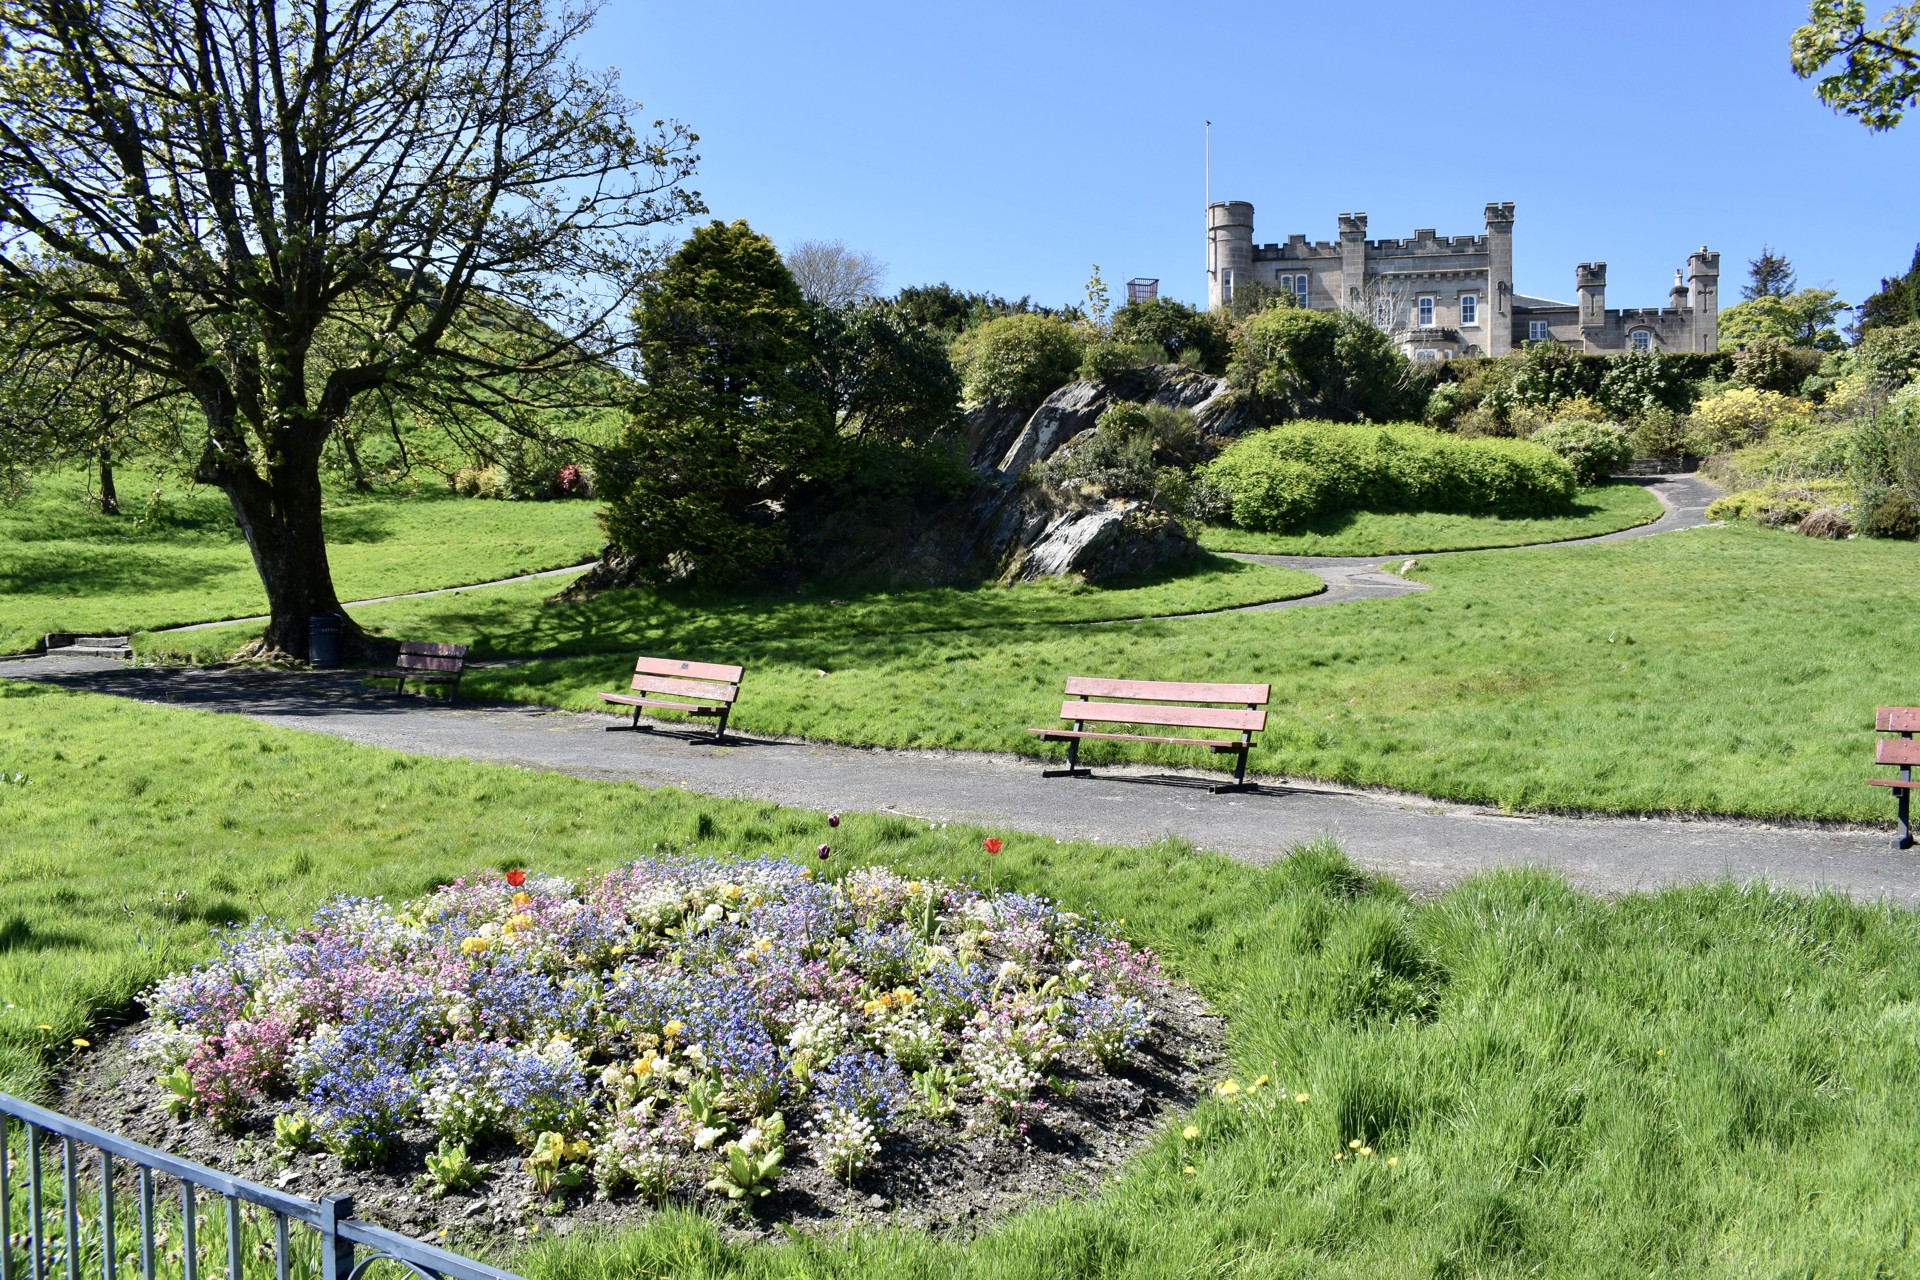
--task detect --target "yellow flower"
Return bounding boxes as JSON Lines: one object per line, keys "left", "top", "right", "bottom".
{"left": 1182, "top": 1165, "right": 1196, "bottom": 1176}
{"left": 1252, "top": 1074, "right": 1269, "bottom": 1090}
{"left": 1386, "top": 1156, "right": 1399, "bottom": 1167}
{"left": 1333, "top": 1151, "right": 1345, "bottom": 1161}
{"left": 1294, "top": 1092, "right": 1310, "bottom": 1104}
{"left": 459, "top": 936, "right": 489, "bottom": 955}
{"left": 508, "top": 913, "right": 534, "bottom": 931}
{"left": 1656, "top": 1048, "right": 1666, "bottom": 1057}
{"left": 1359, "top": 1146, "right": 1373, "bottom": 1157}
{"left": 1348, "top": 1139, "right": 1362, "bottom": 1150}
{"left": 1182, "top": 1125, "right": 1199, "bottom": 1141}
{"left": 664, "top": 1020, "right": 685, "bottom": 1040}
{"left": 71, "top": 1038, "right": 90, "bottom": 1049}
{"left": 37, "top": 1024, "right": 52, "bottom": 1031}
{"left": 511, "top": 892, "right": 532, "bottom": 909}
{"left": 1214, "top": 1079, "right": 1241, "bottom": 1097}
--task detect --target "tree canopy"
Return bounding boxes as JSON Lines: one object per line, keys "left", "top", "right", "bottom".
{"left": 1791, "top": 1, "right": 1920, "bottom": 129}
{"left": 0, "top": 0, "right": 700, "bottom": 655}
{"left": 1744, "top": 247, "right": 1800, "bottom": 300}
{"left": 1719, "top": 288, "right": 1851, "bottom": 351}
{"left": 1856, "top": 245, "right": 1920, "bottom": 335}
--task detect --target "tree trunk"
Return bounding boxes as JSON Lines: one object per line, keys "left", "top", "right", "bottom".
{"left": 339, "top": 429, "right": 371, "bottom": 491}
{"left": 218, "top": 449, "right": 357, "bottom": 660}
{"left": 97, "top": 448, "right": 119, "bottom": 516}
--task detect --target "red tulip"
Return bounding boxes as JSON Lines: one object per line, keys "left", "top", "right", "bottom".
{"left": 505, "top": 869, "right": 527, "bottom": 887}
{"left": 982, "top": 838, "right": 1003, "bottom": 856}
{"left": 817, "top": 844, "right": 831, "bottom": 861}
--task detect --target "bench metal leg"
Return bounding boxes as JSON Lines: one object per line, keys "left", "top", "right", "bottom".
{"left": 1209, "top": 749, "right": 1253, "bottom": 795}
{"left": 606, "top": 705, "right": 653, "bottom": 732}
{"left": 1898, "top": 775, "right": 1913, "bottom": 851}
{"left": 1042, "top": 735, "right": 1092, "bottom": 780}
{"left": 708, "top": 705, "right": 732, "bottom": 744}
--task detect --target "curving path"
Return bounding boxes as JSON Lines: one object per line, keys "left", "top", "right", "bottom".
{"left": 1192, "top": 472, "right": 1719, "bottom": 616}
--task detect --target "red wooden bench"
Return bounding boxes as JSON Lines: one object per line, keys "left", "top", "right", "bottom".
{"left": 378, "top": 641, "right": 468, "bottom": 701}
{"left": 599, "top": 655, "right": 745, "bottom": 743}
{"left": 1029, "top": 676, "right": 1270, "bottom": 794}
{"left": 1869, "top": 706, "right": 1920, "bottom": 850}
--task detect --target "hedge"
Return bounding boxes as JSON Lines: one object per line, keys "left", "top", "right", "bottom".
{"left": 1203, "top": 422, "right": 1578, "bottom": 532}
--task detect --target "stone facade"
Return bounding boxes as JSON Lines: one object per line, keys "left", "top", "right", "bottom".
{"left": 1205, "top": 201, "right": 1718, "bottom": 359}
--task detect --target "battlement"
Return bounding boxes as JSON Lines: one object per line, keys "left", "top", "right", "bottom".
{"left": 1365, "top": 234, "right": 1489, "bottom": 254}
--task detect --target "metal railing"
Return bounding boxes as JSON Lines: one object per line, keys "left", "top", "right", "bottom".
{"left": 1, "top": 1093, "right": 523, "bottom": 1280}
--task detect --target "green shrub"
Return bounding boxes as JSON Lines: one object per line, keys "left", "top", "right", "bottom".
{"left": 1731, "top": 336, "right": 1825, "bottom": 396}
{"left": 1424, "top": 381, "right": 1475, "bottom": 428}
{"left": 1076, "top": 341, "right": 1164, "bottom": 384}
{"left": 1531, "top": 420, "right": 1634, "bottom": 485}
{"left": 1704, "top": 480, "right": 1850, "bottom": 528}
{"left": 1203, "top": 422, "right": 1577, "bottom": 532}
{"left": 1227, "top": 308, "right": 1423, "bottom": 423}
{"left": 950, "top": 313, "right": 1083, "bottom": 407}
{"left": 1629, "top": 408, "right": 1707, "bottom": 460}
{"left": 1109, "top": 296, "right": 1230, "bottom": 374}
{"left": 1597, "top": 350, "right": 1694, "bottom": 419}
{"left": 1035, "top": 403, "right": 1203, "bottom": 502}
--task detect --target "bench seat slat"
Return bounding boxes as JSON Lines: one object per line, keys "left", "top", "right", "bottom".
{"left": 1878, "top": 707, "right": 1920, "bottom": 732}
{"left": 1055, "top": 700, "right": 1266, "bottom": 732}
{"left": 379, "top": 667, "right": 460, "bottom": 682}
{"left": 1876, "top": 738, "right": 1920, "bottom": 766}
{"left": 397, "top": 655, "right": 465, "bottom": 672}
{"left": 1867, "top": 777, "right": 1917, "bottom": 788}
{"left": 629, "top": 674, "right": 740, "bottom": 703}
{"left": 1064, "top": 676, "right": 1269, "bottom": 705}
{"left": 399, "top": 641, "right": 468, "bottom": 658}
{"left": 1030, "top": 728, "right": 1249, "bottom": 751}
{"left": 633, "top": 655, "right": 745, "bottom": 684}
{"left": 599, "top": 693, "right": 724, "bottom": 715}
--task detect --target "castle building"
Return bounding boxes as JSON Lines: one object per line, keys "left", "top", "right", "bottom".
{"left": 1204, "top": 201, "right": 1719, "bottom": 359}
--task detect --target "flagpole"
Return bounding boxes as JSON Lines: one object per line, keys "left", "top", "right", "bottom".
{"left": 1204, "top": 120, "right": 1212, "bottom": 293}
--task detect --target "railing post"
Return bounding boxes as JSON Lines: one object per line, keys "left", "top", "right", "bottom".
{"left": 318, "top": 1197, "right": 355, "bottom": 1280}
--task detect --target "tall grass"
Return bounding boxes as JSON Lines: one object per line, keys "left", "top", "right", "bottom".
{"left": 3, "top": 685, "right": 1919, "bottom": 1274}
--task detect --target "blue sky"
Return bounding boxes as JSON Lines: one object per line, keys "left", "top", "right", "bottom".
{"left": 598, "top": 1, "right": 1919, "bottom": 317}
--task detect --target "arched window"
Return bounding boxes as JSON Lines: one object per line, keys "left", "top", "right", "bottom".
{"left": 1630, "top": 329, "right": 1653, "bottom": 352}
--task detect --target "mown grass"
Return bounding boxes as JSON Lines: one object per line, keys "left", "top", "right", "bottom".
{"left": 1196, "top": 482, "right": 1662, "bottom": 556}
{"left": 133, "top": 555, "right": 1324, "bottom": 664}
{"left": 343, "top": 521, "right": 1920, "bottom": 823}
{"left": 0, "top": 464, "right": 602, "bottom": 653}
{"left": 2, "top": 685, "right": 1917, "bottom": 1276}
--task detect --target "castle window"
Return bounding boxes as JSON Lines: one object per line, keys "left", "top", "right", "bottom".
{"left": 1528, "top": 320, "right": 1549, "bottom": 342}
{"left": 1459, "top": 293, "right": 1478, "bottom": 325}
{"left": 1414, "top": 349, "right": 1439, "bottom": 362}
{"left": 1293, "top": 273, "right": 1309, "bottom": 300}
{"left": 1630, "top": 329, "right": 1653, "bottom": 352}
{"left": 1417, "top": 296, "right": 1435, "bottom": 327}
{"left": 1222, "top": 269, "right": 1234, "bottom": 302}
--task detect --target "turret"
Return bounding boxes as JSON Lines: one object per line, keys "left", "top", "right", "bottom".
{"left": 1577, "top": 262, "right": 1608, "bottom": 345}
{"left": 1338, "top": 211, "right": 1369, "bottom": 313}
{"left": 1484, "top": 202, "right": 1515, "bottom": 355}
{"left": 1207, "top": 201, "right": 1255, "bottom": 312}
{"left": 1670, "top": 269, "right": 1689, "bottom": 311}
{"left": 1687, "top": 247, "right": 1720, "bottom": 352}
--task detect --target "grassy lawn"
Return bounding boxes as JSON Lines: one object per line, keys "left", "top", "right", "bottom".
{"left": 306, "top": 521, "right": 1920, "bottom": 823}
{"left": 0, "top": 465, "right": 602, "bottom": 653}
{"left": 133, "top": 554, "right": 1325, "bottom": 663}
{"left": 1197, "top": 482, "right": 1663, "bottom": 557}
{"left": 2, "top": 684, "right": 1917, "bottom": 1276}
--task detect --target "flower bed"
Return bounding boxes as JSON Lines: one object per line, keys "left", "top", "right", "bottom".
{"left": 80, "top": 855, "right": 1218, "bottom": 1237}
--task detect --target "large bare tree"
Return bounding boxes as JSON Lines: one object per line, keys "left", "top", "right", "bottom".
{"left": 0, "top": 0, "right": 701, "bottom": 656}
{"left": 784, "top": 240, "right": 885, "bottom": 308}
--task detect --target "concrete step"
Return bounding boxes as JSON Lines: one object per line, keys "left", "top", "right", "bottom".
{"left": 44, "top": 634, "right": 132, "bottom": 656}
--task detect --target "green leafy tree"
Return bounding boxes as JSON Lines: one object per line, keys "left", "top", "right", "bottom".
{"left": 805, "top": 303, "right": 961, "bottom": 445}
{"left": 1228, "top": 307, "right": 1420, "bottom": 423}
{"left": 1792, "top": 1, "right": 1920, "bottom": 129}
{"left": 0, "top": 0, "right": 700, "bottom": 657}
{"left": 1744, "top": 247, "right": 1800, "bottom": 300}
{"left": 1109, "top": 297, "right": 1231, "bottom": 374}
{"left": 1718, "top": 288, "right": 1851, "bottom": 350}
{"left": 1076, "top": 265, "right": 1112, "bottom": 341}
{"left": 891, "top": 285, "right": 1061, "bottom": 337}
{"left": 598, "top": 221, "right": 826, "bottom": 584}
{"left": 949, "top": 314, "right": 1083, "bottom": 407}
{"left": 1855, "top": 244, "right": 1920, "bottom": 335}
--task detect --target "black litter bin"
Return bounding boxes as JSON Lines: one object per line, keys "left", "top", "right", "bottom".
{"left": 308, "top": 613, "right": 342, "bottom": 667}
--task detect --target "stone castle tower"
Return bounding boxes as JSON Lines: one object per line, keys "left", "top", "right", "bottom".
{"left": 1206, "top": 201, "right": 1718, "bottom": 358}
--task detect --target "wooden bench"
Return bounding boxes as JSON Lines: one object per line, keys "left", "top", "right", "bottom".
{"left": 599, "top": 655, "right": 745, "bottom": 743}
{"left": 1028, "top": 676, "right": 1270, "bottom": 794}
{"left": 1869, "top": 706, "right": 1920, "bottom": 850}
{"left": 379, "top": 641, "right": 468, "bottom": 701}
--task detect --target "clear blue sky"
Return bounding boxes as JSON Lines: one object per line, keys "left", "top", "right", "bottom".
{"left": 598, "top": 1, "right": 1919, "bottom": 317}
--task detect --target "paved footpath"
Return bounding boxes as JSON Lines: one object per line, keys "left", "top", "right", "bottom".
{"left": 9, "top": 643, "right": 1919, "bottom": 906}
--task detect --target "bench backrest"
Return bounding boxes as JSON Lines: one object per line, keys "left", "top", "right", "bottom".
{"left": 630, "top": 655, "right": 745, "bottom": 706}
{"left": 1058, "top": 676, "right": 1269, "bottom": 735}
{"left": 1877, "top": 706, "right": 1920, "bottom": 733}
{"left": 397, "top": 641, "right": 468, "bottom": 673}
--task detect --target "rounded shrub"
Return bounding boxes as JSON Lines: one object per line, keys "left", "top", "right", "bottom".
{"left": 950, "top": 314, "right": 1083, "bottom": 407}
{"left": 1530, "top": 420, "right": 1634, "bottom": 485}
{"left": 1689, "top": 387, "right": 1811, "bottom": 451}
{"left": 1202, "top": 422, "right": 1576, "bottom": 532}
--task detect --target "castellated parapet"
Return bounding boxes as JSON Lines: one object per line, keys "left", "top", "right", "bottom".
{"left": 1205, "top": 201, "right": 1719, "bottom": 357}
